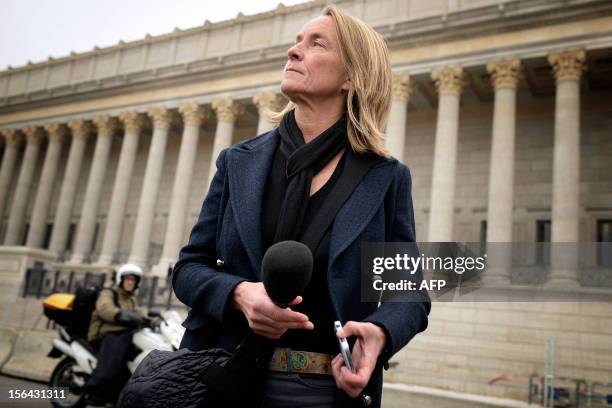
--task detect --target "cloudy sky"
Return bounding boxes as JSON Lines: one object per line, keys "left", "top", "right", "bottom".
{"left": 0, "top": 0, "right": 307, "bottom": 70}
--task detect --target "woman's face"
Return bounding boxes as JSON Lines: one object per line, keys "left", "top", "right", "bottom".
{"left": 281, "top": 15, "right": 349, "bottom": 103}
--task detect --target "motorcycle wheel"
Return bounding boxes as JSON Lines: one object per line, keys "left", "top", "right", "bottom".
{"left": 49, "top": 357, "right": 88, "bottom": 408}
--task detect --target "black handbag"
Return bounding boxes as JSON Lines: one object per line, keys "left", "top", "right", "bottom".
{"left": 117, "top": 332, "right": 275, "bottom": 408}
{"left": 116, "top": 347, "right": 232, "bottom": 408}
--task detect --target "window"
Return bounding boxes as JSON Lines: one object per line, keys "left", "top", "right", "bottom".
{"left": 65, "top": 223, "right": 77, "bottom": 254}
{"left": 43, "top": 223, "right": 53, "bottom": 249}
{"left": 21, "top": 223, "right": 30, "bottom": 246}
{"left": 597, "top": 219, "right": 612, "bottom": 266}
{"left": 479, "top": 220, "right": 487, "bottom": 255}
{"left": 480, "top": 220, "right": 487, "bottom": 242}
{"left": 88, "top": 222, "right": 101, "bottom": 261}
{"left": 91, "top": 222, "right": 100, "bottom": 253}
{"left": 536, "top": 220, "right": 551, "bottom": 265}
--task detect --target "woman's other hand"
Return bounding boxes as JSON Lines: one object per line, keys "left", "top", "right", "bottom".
{"left": 331, "top": 321, "right": 386, "bottom": 398}
{"left": 230, "top": 281, "right": 314, "bottom": 339}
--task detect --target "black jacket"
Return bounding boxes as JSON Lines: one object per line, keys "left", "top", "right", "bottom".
{"left": 173, "top": 129, "right": 431, "bottom": 407}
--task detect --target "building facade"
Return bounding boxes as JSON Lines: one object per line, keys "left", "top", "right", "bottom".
{"left": 1, "top": 0, "right": 611, "bottom": 403}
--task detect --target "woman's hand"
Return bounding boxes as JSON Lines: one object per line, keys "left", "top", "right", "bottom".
{"left": 331, "top": 321, "right": 386, "bottom": 398}
{"left": 230, "top": 281, "right": 314, "bottom": 339}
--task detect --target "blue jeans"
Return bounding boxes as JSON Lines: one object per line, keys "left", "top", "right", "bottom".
{"left": 260, "top": 372, "right": 337, "bottom": 407}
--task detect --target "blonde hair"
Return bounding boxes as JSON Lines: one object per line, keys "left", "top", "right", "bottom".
{"left": 268, "top": 4, "right": 392, "bottom": 157}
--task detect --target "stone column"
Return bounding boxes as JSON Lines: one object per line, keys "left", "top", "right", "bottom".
{"left": 253, "top": 92, "right": 283, "bottom": 135}
{"left": 385, "top": 74, "right": 411, "bottom": 159}
{"left": 97, "top": 112, "right": 144, "bottom": 266}
{"left": 427, "top": 66, "right": 463, "bottom": 242}
{"left": 128, "top": 107, "right": 172, "bottom": 267}
{"left": 49, "top": 120, "right": 91, "bottom": 255}
{"left": 4, "top": 127, "right": 43, "bottom": 245}
{"left": 0, "top": 129, "right": 22, "bottom": 228}
{"left": 154, "top": 103, "right": 210, "bottom": 275}
{"left": 70, "top": 116, "right": 117, "bottom": 263}
{"left": 209, "top": 98, "right": 243, "bottom": 187}
{"left": 547, "top": 49, "right": 586, "bottom": 288}
{"left": 484, "top": 59, "right": 521, "bottom": 284}
{"left": 26, "top": 123, "right": 67, "bottom": 248}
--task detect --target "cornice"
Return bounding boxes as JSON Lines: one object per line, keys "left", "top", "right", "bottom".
{"left": 3, "top": 0, "right": 609, "bottom": 78}
{"left": 1, "top": 0, "right": 611, "bottom": 118}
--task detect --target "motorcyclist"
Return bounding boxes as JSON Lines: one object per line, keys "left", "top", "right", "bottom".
{"left": 84, "top": 263, "right": 148, "bottom": 405}
{"left": 87, "top": 263, "right": 147, "bottom": 342}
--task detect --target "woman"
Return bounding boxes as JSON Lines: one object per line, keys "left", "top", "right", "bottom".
{"left": 173, "top": 5, "right": 430, "bottom": 408}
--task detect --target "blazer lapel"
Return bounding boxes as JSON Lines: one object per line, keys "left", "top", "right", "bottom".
{"left": 328, "top": 153, "right": 396, "bottom": 277}
{"left": 227, "top": 129, "right": 279, "bottom": 277}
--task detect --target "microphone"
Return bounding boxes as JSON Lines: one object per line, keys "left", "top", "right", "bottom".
{"left": 261, "top": 240, "right": 313, "bottom": 308}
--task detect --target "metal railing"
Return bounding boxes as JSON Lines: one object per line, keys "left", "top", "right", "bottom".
{"left": 22, "top": 263, "right": 186, "bottom": 310}
{"left": 529, "top": 374, "right": 612, "bottom": 407}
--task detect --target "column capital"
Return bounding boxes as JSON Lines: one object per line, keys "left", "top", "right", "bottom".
{"left": 21, "top": 126, "right": 44, "bottom": 144}
{"left": 1, "top": 129, "right": 22, "bottom": 147}
{"left": 68, "top": 119, "right": 92, "bottom": 140}
{"left": 119, "top": 111, "right": 145, "bottom": 134}
{"left": 178, "top": 103, "right": 211, "bottom": 127}
{"left": 147, "top": 106, "right": 173, "bottom": 129}
{"left": 486, "top": 58, "right": 521, "bottom": 89}
{"left": 392, "top": 74, "right": 411, "bottom": 101}
{"left": 93, "top": 115, "right": 119, "bottom": 136}
{"left": 43, "top": 123, "right": 68, "bottom": 142}
{"left": 548, "top": 49, "right": 586, "bottom": 82}
{"left": 212, "top": 98, "right": 244, "bottom": 123}
{"left": 252, "top": 92, "right": 284, "bottom": 114}
{"left": 431, "top": 65, "right": 464, "bottom": 95}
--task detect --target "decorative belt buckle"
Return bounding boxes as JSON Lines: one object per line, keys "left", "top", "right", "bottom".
{"left": 291, "top": 350, "right": 309, "bottom": 372}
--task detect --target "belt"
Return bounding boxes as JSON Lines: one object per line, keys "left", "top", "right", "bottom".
{"left": 269, "top": 347, "right": 334, "bottom": 376}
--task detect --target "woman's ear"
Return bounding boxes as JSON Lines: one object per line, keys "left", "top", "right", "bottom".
{"left": 341, "top": 78, "right": 350, "bottom": 92}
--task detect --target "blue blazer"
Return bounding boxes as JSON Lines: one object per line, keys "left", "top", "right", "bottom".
{"left": 173, "top": 128, "right": 430, "bottom": 407}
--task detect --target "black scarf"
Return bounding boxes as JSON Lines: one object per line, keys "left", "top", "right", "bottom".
{"left": 273, "top": 109, "right": 348, "bottom": 243}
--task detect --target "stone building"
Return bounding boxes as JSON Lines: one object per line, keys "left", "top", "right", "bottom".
{"left": 0, "top": 0, "right": 611, "bottom": 404}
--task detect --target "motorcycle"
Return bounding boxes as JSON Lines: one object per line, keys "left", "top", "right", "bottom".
{"left": 42, "top": 292, "right": 185, "bottom": 407}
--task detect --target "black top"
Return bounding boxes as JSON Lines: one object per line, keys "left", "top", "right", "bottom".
{"left": 261, "top": 139, "right": 346, "bottom": 354}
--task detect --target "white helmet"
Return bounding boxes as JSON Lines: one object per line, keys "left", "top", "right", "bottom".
{"left": 115, "top": 263, "right": 143, "bottom": 287}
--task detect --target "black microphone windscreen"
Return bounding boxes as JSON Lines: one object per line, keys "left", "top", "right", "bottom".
{"left": 261, "top": 240, "right": 313, "bottom": 307}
